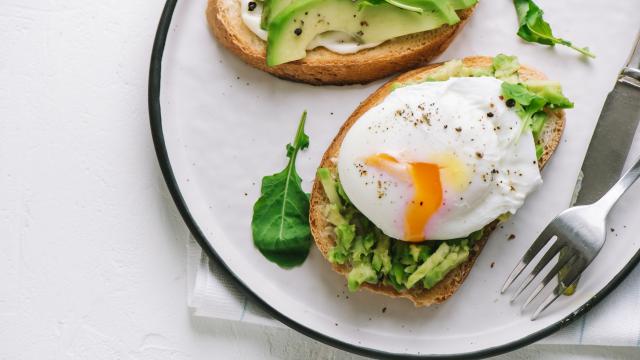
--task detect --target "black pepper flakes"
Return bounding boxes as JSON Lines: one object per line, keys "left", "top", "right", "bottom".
{"left": 247, "top": 1, "right": 257, "bottom": 11}
{"left": 487, "top": 112, "right": 494, "bottom": 118}
{"left": 294, "top": 28, "right": 303, "bottom": 36}
{"left": 455, "top": 127, "right": 462, "bottom": 132}
{"left": 506, "top": 98, "right": 516, "bottom": 108}
{"left": 382, "top": 307, "right": 387, "bottom": 313}
{"left": 508, "top": 234, "right": 516, "bottom": 240}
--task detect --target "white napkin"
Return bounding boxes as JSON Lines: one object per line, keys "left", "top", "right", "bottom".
{"left": 187, "top": 236, "right": 640, "bottom": 346}
{"left": 187, "top": 237, "right": 283, "bottom": 328}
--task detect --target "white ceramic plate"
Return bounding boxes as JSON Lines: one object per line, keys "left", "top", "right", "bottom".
{"left": 150, "top": 0, "right": 640, "bottom": 357}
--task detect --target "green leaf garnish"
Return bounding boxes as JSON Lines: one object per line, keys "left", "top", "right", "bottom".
{"left": 501, "top": 81, "right": 573, "bottom": 158}
{"left": 513, "top": 0, "right": 595, "bottom": 58}
{"left": 251, "top": 111, "right": 312, "bottom": 268}
{"left": 384, "top": 0, "right": 425, "bottom": 13}
{"left": 356, "top": 0, "right": 474, "bottom": 23}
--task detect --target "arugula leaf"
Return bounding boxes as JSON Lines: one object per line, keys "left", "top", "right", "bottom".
{"left": 513, "top": 0, "right": 595, "bottom": 58}
{"left": 381, "top": 0, "right": 459, "bottom": 22}
{"left": 355, "top": 0, "right": 385, "bottom": 10}
{"left": 251, "top": 111, "right": 312, "bottom": 268}
{"left": 357, "top": 0, "right": 473, "bottom": 23}
{"left": 501, "top": 82, "right": 545, "bottom": 125}
{"left": 384, "top": 0, "right": 427, "bottom": 14}
{"left": 501, "top": 81, "right": 572, "bottom": 148}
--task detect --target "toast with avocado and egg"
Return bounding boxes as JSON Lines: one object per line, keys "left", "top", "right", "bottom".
{"left": 207, "top": 0, "right": 476, "bottom": 85}
{"left": 309, "top": 56, "right": 570, "bottom": 306}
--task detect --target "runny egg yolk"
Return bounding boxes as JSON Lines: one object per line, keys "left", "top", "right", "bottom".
{"left": 365, "top": 154, "right": 443, "bottom": 242}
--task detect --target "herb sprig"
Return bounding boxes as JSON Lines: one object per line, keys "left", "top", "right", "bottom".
{"left": 513, "top": 0, "right": 594, "bottom": 58}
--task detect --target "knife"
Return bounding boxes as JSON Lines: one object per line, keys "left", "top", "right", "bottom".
{"left": 561, "top": 32, "right": 640, "bottom": 295}
{"left": 573, "top": 34, "right": 640, "bottom": 206}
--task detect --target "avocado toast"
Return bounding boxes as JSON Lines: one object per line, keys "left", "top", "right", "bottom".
{"left": 309, "top": 56, "right": 567, "bottom": 306}
{"left": 207, "top": 0, "right": 476, "bottom": 85}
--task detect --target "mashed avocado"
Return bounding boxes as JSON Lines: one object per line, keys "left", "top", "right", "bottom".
{"left": 320, "top": 168, "right": 479, "bottom": 291}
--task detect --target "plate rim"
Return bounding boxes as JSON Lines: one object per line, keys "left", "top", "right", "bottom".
{"left": 148, "top": 0, "right": 640, "bottom": 358}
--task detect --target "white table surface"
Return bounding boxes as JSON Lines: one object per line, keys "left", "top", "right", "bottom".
{"left": 2, "top": 1, "right": 640, "bottom": 359}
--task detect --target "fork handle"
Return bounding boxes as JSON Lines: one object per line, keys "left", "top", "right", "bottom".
{"left": 595, "top": 154, "right": 640, "bottom": 214}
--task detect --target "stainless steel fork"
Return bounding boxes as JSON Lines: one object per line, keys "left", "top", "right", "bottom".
{"left": 501, "top": 155, "right": 640, "bottom": 320}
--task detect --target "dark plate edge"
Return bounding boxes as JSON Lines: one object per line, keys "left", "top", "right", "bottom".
{"left": 148, "top": 0, "right": 640, "bottom": 358}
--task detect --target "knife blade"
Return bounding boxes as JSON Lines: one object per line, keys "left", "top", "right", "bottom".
{"left": 573, "top": 33, "right": 640, "bottom": 206}
{"left": 562, "top": 33, "right": 640, "bottom": 295}
{"left": 573, "top": 78, "right": 640, "bottom": 205}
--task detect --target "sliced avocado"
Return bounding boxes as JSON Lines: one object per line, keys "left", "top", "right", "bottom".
{"left": 263, "top": 0, "right": 475, "bottom": 30}
{"left": 261, "top": 0, "right": 293, "bottom": 30}
{"left": 492, "top": 54, "right": 520, "bottom": 82}
{"left": 530, "top": 111, "right": 547, "bottom": 139}
{"left": 267, "top": 0, "right": 462, "bottom": 66}
{"left": 423, "top": 246, "right": 469, "bottom": 289}
{"left": 324, "top": 204, "right": 346, "bottom": 226}
{"left": 523, "top": 80, "right": 574, "bottom": 108}
{"left": 405, "top": 242, "right": 450, "bottom": 288}
{"left": 317, "top": 168, "right": 342, "bottom": 207}
{"left": 409, "top": 244, "right": 423, "bottom": 262}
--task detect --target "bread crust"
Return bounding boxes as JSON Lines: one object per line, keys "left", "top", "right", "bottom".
{"left": 206, "top": 0, "right": 475, "bottom": 85}
{"left": 309, "top": 56, "right": 566, "bottom": 306}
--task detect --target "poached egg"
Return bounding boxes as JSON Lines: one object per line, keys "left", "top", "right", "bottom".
{"left": 337, "top": 77, "right": 542, "bottom": 241}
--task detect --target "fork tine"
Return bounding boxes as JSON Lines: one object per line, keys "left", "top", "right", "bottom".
{"left": 531, "top": 257, "right": 587, "bottom": 320}
{"left": 501, "top": 227, "right": 557, "bottom": 293}
{"left": 521, "top": 251, "right": 578, "bottom": 311}
{"left": 510, "top": 239, "right": 566, "bottom": 302}
{"left": 501, "top": 261, "right": 527, "bottom": 294}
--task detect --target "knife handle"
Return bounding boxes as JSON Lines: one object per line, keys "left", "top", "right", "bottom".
{"left": 623, "top": 32, "right": 640, "bottom": 80}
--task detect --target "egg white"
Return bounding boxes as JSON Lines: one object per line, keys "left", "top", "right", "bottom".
{"left": 337, "top": 77, "right": 542, "bottom": 241}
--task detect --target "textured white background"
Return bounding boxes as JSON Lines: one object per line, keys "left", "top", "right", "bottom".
{"left": 2, "top": 0, "right": 640, "bottom": 359}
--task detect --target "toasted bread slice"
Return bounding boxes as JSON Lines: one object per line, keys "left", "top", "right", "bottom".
{"left": 309, "top": 56, "right": 565, "bottom": 306}
{"left": 206, "top": 0, "right": 475, "bottom": 85}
